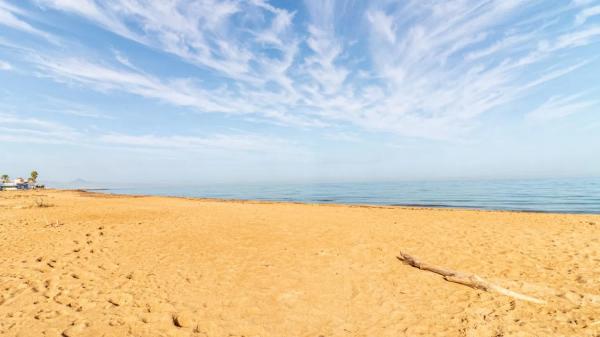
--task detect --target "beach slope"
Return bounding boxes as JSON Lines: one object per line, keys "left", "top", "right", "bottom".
{"left": 1, "top": 190, "right": 599, "bottom": 336}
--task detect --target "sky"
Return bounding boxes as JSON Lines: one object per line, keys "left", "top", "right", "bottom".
{"left": 1, "top": 0, "right": 599, "bottom": 185}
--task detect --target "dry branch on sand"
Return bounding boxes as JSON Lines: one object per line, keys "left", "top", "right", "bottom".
{"left": 397, "top": 251, "right": 546, "bottom": 304}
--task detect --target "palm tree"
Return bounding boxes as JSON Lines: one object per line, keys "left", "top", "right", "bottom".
{"left": 30, "top": 171, "right": 38, "bottom": 183}
{"left": 1, "top": 174, "right": 9, "bottom": 183}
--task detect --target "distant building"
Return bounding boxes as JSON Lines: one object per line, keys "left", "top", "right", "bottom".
{"left": 0, "top": 178, "right": 34, "bottom": 191}
{"left": 0, "top": 182, "right": 17, "bottom": 191}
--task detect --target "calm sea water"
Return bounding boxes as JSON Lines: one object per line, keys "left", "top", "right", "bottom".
{"left": 90, "top": 178, "right": 600, "bottom": 214}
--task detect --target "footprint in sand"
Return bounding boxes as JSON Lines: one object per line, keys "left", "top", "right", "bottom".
{"left": 108, "top": 293, "right": 134, "bottom": 307}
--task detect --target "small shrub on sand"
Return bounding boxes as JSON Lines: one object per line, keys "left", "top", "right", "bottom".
{"left": 33, "top": 197, "right": 53, "bottom": 208}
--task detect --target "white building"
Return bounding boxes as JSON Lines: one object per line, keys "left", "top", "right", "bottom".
{"left": 0, "top": 178, "right": 34, "bottom": 191}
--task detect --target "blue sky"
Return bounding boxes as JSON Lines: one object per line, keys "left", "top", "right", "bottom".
{"left": 1, "top": 0, "right": 599, "bottom": 184}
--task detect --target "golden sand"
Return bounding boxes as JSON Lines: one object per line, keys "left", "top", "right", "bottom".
{"left": 1, "top": 190, "right": 599, "bottom": 337}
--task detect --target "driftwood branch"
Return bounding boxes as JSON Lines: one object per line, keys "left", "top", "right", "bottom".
{"left": 397, "top": 251, "right": 545, "bottom": 304}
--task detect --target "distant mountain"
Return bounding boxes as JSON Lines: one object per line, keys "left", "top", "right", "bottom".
{"left": 70, "top": 178, "right": 92, "bottom": 185}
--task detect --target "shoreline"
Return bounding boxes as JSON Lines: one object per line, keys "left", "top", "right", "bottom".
{"left": 72, "top": 188, "right": 600, "bottom": 216}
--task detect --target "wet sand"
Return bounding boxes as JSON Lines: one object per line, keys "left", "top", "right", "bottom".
{"left": 1, "top": 189, "right": 599, "bottom": 337}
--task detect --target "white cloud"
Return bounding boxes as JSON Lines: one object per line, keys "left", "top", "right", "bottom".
{"left": 366, "top": 10, "right": 396, "bottom": 44}
{"left": 465, "top": 33, "right": 533, "bottom": 61}
{"left": 555, "top": 25, "right": 600, "bottom": 49}
{"left": 518, "top": 61, "right": 588, "bottom": 91}
{"left": 303, "top": 0, "right": 349, "bottom": 95}
{"left": 37, "top": 96, "right": 113, "bottom": 119}
{"left": 36, "top": 0, "right": 294, "bottom": 82}
{"left": 98, "top": 132, "right": 300, "bottom": 154}
{"left": 34, "top": 56, "right": 243, "bottom": 114}
{"left": 358, "top": 0, "right": 600, "bottom": 137}
{"left": 576, "top": 5, "right": 600, "bottom": 25}
{"left": 0, "top": 112, "right": 81, "bottom": 144}
{"left": 526, "top": 94, "right": 599, "bottom": 121}
{"left": 254, "top": 6, "right": 295, "bottom": 46}
{"left": 3, "top": 0, "right": 599, "bottom": 139}
{"left": 0, "top": 60, "right": 12, "bottom": 70}
{"left": 0, "top": 111, "right": 303, "bottom": 156}
{"left": 0, "top": 1, "right": 56, "bottom": 42}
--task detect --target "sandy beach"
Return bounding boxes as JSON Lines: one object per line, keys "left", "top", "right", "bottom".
{"left": 1, "top": 189, "right": 599, "bottom": 337}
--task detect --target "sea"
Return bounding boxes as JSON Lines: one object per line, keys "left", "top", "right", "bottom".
{"left": 76, "top": 177, "right": 600, "bottom": 214}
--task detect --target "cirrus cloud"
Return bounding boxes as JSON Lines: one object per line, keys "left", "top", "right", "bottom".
{"left": 2, "top": 0, "right": 600, "bottom": 140}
